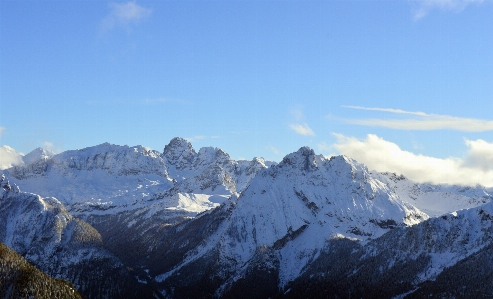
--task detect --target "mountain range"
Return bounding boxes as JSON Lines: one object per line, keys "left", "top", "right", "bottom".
{"left": 1, "top": 137, "right": 493, "bottom": 298}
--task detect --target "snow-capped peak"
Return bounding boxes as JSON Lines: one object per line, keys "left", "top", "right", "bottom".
{"left": 22, "top": 147, "right": 55, "bottom": 165}
{"left": 163, "top": 137, "right": 197, "bottom": 169}
{"left": 277, "top": 146, "right": 322, "bottom": 172}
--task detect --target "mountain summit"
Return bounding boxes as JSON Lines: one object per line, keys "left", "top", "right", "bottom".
{"left": 163, "top": 137, "right": 196, "bottom": 171}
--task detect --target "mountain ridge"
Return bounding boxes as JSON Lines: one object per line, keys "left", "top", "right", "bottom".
{"left": 2, "top": 138, "right": 493, "bottom": 298}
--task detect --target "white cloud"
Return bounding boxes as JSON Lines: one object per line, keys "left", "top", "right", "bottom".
{"left": 290, "top": 123, "right": 315, "bottom": 136}
{"left": 342, "top": 106, "right": 493, "bottom": 132}
{"left": 317, "top": 142, "right": 337, "bottom": 158}
{"left": 268, "top": 146, "right": 280, "bottom": 155}
{"left": 43, "top": 141, "right": 54, "bottom": 149}
{"left": 411, "top": 0, "right": 484, "bottom": 19}
{"left": 0, "top": 145, "right": 24, "bottom": 170}
{"left": 333, "top": 133, "right": 493, "bottom": 187}
{"left": 0, "top": 127, "right": 5, "bottom": 137}
{"left": 342, "top": 105, "right": 429, "bottom": 116}
{"left": 463, "top": 139, "right": 493, "bottom": 171}
{"left": 288, "top": 106, "right": 315, "bottom": 136}
{"left": 101, "top": 1, "right": 152, "bottom": 32}
{"left": 41, "top": 141, "right": 62, "bottom": 153}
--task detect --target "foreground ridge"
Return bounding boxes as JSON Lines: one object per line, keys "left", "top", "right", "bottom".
{"left": 0, "top": 242, "right": 83, "bottom": 299}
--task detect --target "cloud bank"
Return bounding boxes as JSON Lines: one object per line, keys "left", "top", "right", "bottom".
{"left": 333, "top": 133, "right": 493, "bottom": 187}
{"left": 101, "top": 1, "right": 152, "bottom": 32}
{"left": 342, "top": 106, "right": 493, "bottom": 132}
{"left": 0, "top": 146, "right": 24, "bottom": 170}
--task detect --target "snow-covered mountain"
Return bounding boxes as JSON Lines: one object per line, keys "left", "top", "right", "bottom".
{"left": 21, "top": 147, "right": 55, "bottom": 165}
{"left": 378, "top": 171, "right": 492, "bottom": 217}
{"left": 0, "top": 145, "right": 55, "bottom": 170}
{"left": 0, "top": 174, "right": 157, "bottom": 298}
{"left": 148, "top": 148, "right": 434, "bottom": 297}
{"left": 281, "top": 200, "right": 493, "bottom": 298}
{"left": 2, "top": 138, "right": 493, "bottom": 298}
{"left": 4, "top": 138, "right": 272, "bottom": 218}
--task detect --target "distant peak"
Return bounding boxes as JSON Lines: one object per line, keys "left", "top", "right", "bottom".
{"left": 252, "top": 157, "right": 266, "bottom": 164}
{"left": 165, "top": 137, "right": 193, "bottom": 150}
{"left": 296, "top": 146, "right": 315, "bottom": 156}
{"left": 196, "top": 146, "right": 231, "bottom": 162}
{"left": 25, "top": 147, "right": 55, "bottom": 156}
{"left": 278, "top": 146, "right": 318, "bottom": 171}
{"left": 163, "top": 137, "right": 196, "bottom": 165}
{"left": 215, "top": 148, "right": 231, "bottom": 160}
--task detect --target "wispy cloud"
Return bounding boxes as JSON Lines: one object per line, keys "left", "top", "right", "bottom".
{"left": 317, "top": 142, "right": 337, "bottom": 158}
{"left": 0, "top": 126, "right": 5, "bottom": 137}
{"left": 333, "top": 133, "right": 493, "bottom": 187}
{"left": 341, "top": 106, "right": 493, "bottom": 132}
{"left": 290, "top": 123, "right": 316, "bottom": 136}
{"left": 268, "top": 145, "right": 280, "bottom": 155}
{"left": 411, "top": 0, "right": 484, "bottom": 19}
{"left": 43, "top": 141, "right": 54, "bottom": 149}
{"left": 342, "top": 105, "right": 429, "bottom": 117}
{"left": 101, "top": 1, "right": 152, "bottom": 32}
{"left": 41, "top": 141, "right": 62, "bottom": 153}
{"left": 288, "top": 106, "right": 316, "bottom": 136}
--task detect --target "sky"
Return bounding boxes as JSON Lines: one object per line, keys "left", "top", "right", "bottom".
{"left": 1, "top": 0, "right": 493, "bottom": 186}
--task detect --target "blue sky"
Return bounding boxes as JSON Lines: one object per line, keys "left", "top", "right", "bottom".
{"left": 1, "top": 0, "right": 493, "bottom": 186}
